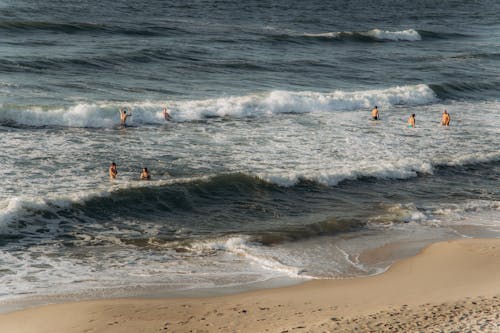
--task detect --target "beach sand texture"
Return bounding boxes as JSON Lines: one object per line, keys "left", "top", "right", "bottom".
{"left": 1, "top": 238, "right": 499, "bottom": 332}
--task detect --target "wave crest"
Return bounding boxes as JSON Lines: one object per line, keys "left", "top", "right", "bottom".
{"left": 301, "top": 28, "right": 421, "bottom": 41}
{"left": 0, "top": 20, "right": 184, "bottom": 36}
{"left": 364, "top": 29, "right": 421, "bottom": 41}
{"left": 0, "top": 84, "right": 436, "bottom": 128}
{"left": 2, "top": 157, "right": 499, "bottom": 234}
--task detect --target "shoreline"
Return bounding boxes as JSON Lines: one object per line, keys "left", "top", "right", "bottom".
{"left": 0, "top": 234, "right": 467, "bottom": 315}
{"left": 1, "top": 238, "right": 499, "bottom": 332}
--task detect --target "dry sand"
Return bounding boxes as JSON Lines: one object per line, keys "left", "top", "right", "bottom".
{"left": 0, "top": 238, "right": 499, "bottom": 332}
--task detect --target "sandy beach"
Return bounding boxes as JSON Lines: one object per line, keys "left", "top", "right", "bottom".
{"left": 0, "top": 238, "right": 499, "bottom": 332}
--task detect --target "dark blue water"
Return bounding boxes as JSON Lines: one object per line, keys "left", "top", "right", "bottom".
{"left": 1, "top": 0, "right": 500, "bottom": 107}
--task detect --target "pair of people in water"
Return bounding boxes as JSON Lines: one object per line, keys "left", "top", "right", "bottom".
{"left": 119, "top": 107, "right": 171, "bottom": 126}
{"left": 371, "top": 106, "right": 450, "bottom": 128}
{"left": 406, "top": 110, "right": 450, "bottom": 128}
{"left": 109, "top": 162, "right": 151, "bottom": 180}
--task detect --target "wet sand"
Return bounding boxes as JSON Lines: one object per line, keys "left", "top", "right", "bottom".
{"left": 0, "top": 238, "right": 499, "bottom": 332}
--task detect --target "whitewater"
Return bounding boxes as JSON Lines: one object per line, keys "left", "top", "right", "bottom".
{"left": 1, "top": 82, "right": 499, "bottom": 307}
{"left": 0, "top": 84, "right": 435, "bottom": 127}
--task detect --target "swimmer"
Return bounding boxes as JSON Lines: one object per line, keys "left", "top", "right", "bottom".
{"left": 441, "top": 109, "right": 450, "bottom": 126}
{"left": 119, "top": 107, "right": 132, "bottom": 126}
{"left": 109, "top": 162, "right": 118, "bottom": 179}
{"left": 140, "top": 167, "right": 151, "bottom": 180}
{"left": 163, "top": 107, "right": 171, "bottom": 121}
{"left": 371, "top": 105, "right": 379, "bottom": 120}
{"left": 407, "top": 113, "right": 416, "bottom": 128}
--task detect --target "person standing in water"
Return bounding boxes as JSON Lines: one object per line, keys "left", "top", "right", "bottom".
{"left": 119, "top": 107, "right": 132, "bottom": 126}
{"left": 407, "top": 113, "right": 416, "bottom": 128}
{"left": 140, "top": 167, "right": 151, "bottom": 180}
{"left": 371, "top": 105, "right": 380, "bottom": 120}
{"left": 163, "top": 107, "right": 171, "bottom": 121}
{"left": 109, "top": 162, "right": 118, "bottom": 179}
{"left": 441, "top": 110, "right": 450, "bottom": 126}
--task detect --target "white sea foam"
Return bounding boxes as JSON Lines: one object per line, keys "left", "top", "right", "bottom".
{"left": 302, "top": 29, "right": 421, "bottom": 41}
{"left": 433, "top": 200, "right": 500, "bottom": 224}
{"left": 0, "top": 103, "right": 115, "bottom": 127}
{"left": 366, "top": 203, "right": 428, "bottom": 228}
{"left": 364, "top": 29, "right": 422, "bottom": 41}
{"left": 0, "top": 197, "right": 54, "bottom": 232}
{"left": 0, "top": 198, "right": 26, "bottom": 232}
{"left": 190, "top": 236, "right": 303, "bottom": 278}
{"left": 259, "top": 159, "right": 435, "bottom": 187}
{"left": 444, "top": 152, "right": 500, "bottom": 167}
{"left": 335, "top": 245, "right": 368, "bottom": 273}
{"left": 302, "top": 32, "right": 340, "bottom": 38}
{"left": 369, "top": 200, "right": 500, "bottom": 231}
{"left": 0, "top": 189, "right": 112, "bottom": 232}
{"left": 0, "top": 84, "right": 435, "bottom": 127}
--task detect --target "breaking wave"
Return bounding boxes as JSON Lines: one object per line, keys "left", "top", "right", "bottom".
{"left": 2, "top": 157, "right": 499, "bottom": 236}
{"left": 302, "top": 28, "right": 422, "bottom": 41}
{"left": 0, "top": 84, "right": 436, "bottom": 128}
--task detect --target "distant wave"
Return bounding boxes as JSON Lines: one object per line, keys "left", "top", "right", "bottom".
{"left": 2, "top": 158, "right": 499, "bottom": 235}
{"left": 277, "top": 28, "right": 469, "bottom": 43}
{"left": 0, "top": 84, "right": 436, "bottom": 128}
{"left": 0, "top": 21, "right": 426, "bottom": 43}
{"left": 364, "top": 29, "right": 421, "bottom": 41}
{"left": 309, "top": 29, "right": 421, "bottom": 41}
{"left": 0, "top": 48, "right": 193, "bottom": 74}
{"left": 0, "top": 20, "right": 185, "bottom": 36}
{"left": 283, "top": 28, "right": 423, "bottom": 42}
{"left": 430, "top": 80, "right": 500, "bottom": 100}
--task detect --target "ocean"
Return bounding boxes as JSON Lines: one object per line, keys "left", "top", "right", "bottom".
{"left": 0, "top": 0, "right": 499, "bottom": 308}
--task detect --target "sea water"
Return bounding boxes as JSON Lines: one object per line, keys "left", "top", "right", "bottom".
{"left": 0, "top": 0, "right": 499, "bottom": 308}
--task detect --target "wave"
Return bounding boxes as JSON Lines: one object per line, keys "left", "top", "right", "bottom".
{"left": 365, "top": 28, "right": 422, "bottom": 41}
{"left": 283, "top": 28, "right": 423, "bottom": 42}
{"left": 0, "top": 173, "right": 271, "bottom": 234}
{"left": 429, "top": 80, "right": 500, "bottom": 100}
{"left": 0, "top": 20, "right": 185, "bottom": 36}
{"left": 274, "top": 28, "right": 471, "bottom": 44}
{"left": 0, "top": 190, "right": 366, "bottom": 253}
{"left": 0, "top": 47, "right": 200, "bottom": 74}
{"left": 418, "top": 30, "right": 470, "bottom": 39}
{"left": 186, "top": 236, "right": 305, "bottom": 277}
{"left": 433, "top": 199, "right": 500, "bottom": 216}
{"left": 262, "top": 151, "right": 500, "bottom": 187}
{"left": 0, "top": 84, "right": 436, "bottom": 128}
{"left": 0, "top": 57, "right": 111, "bottom": 74}
{"left": 2, "top": 157, "right": 499, "bottom": 237}
{"left": 1, "top": 21, "right": 435, "bottom": 43}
